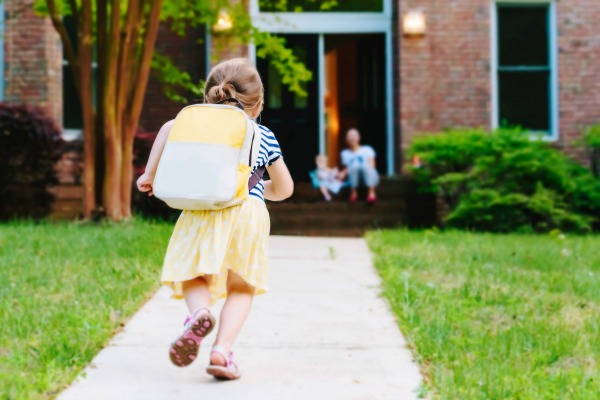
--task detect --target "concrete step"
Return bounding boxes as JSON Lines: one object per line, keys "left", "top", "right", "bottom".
{"left": 269, "top": 213, "right": 403, "bottom": 232}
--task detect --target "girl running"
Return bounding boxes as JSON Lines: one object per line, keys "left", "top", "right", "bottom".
{"left": 137, "top": 58, "right": 294, "bottom": 380}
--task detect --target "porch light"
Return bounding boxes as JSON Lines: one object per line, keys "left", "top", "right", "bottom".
{"left": 213, "top": 9, "right": 233, "bottom": 32}
{"left": 403, "top": 10, "right": 426, "bottom": 36}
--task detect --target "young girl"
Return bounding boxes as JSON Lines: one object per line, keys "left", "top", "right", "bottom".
{"left": 136, "top": 58, "right": 294, "bottom": 380}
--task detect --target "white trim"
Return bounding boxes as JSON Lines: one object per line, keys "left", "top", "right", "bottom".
{"left": 490, "top": 3, "right": 499, "bottom": 130}
{"left": 205, "top": 25, "right": 212, "bottom": 76}
{"left": 490, "top": 0, "right": 559, "bottom": 141}
{"left": 62, "top": 128, "right": 83, "bottom": 141}
{"left": 317, "top": 34, "right": 325, "bottom": 155}
{"left": 248, "top": 42, "right": 256, "bottom": 66}
{"left": 385, "top": 31, "right": 394, "bottom": 175}
{"left": 0, "top": 3, "right": 4, "bottom": 101}
{"left": 548, "top": 2, "right": 559, "bottom": 141}
{"left": 249, "top": 0, "right": 391, "bottom": 34}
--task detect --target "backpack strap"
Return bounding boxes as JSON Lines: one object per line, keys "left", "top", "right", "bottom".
{"left": 247, "top": 121, "right": 265, "bottom": 191}
{"left": 248, "top": 166, "right": 265, "bottom": 191}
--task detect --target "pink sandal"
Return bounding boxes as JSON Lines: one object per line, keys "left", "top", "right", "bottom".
{"left": 169, "top": 308, "right": 215, "bottom": 367}
{"left": 206, "top": 345, "right": 242, "bottom": 380}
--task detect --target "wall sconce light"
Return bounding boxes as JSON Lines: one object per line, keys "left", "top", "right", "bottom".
{"left": 403, "top": 10, "right": 426, "bottom": 36}
{"left": 213, "top": 9, "right": 233, "bottom": 33}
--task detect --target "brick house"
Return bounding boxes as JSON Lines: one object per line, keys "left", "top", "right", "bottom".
{"left": 4, "top": 0, "right": 600, "bottom": 184}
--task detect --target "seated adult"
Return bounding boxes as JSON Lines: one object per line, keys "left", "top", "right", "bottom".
{"left": 338, "top": 128, "right": 379, "bottom": 203}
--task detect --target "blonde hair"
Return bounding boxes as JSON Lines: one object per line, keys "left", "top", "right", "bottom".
{"left": 204, "top": 58, "right": 264, "bottom": 115}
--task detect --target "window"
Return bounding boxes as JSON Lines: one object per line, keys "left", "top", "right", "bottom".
{"left": 259, "top": 0, "right": 383, "bottom": 12}
{"left": 494, "top": 3, "right": 556, "bottom": 135}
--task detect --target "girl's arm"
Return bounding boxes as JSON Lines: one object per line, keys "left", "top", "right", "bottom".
{"left": 263, "top": 158, "right": 294, "bottom": 201}
{"left": 136, "top": 120, "right": 174, "bottom": 195}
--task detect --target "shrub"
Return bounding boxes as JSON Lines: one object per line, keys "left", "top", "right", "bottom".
{"left": 0, "top": 104, "right": 63, "bottom": 219}
{"left": 584, "top": 124, "right": 600, "bottom": 178}
{"left": 408, "top": 128, "right": 600, "bottom": 232}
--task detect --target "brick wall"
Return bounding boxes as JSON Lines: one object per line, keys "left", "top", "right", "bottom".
{"left": 4, "top": 0, "right": 62, "bottom": 127}
{"left": 398, "top": 0, "right": 600, "bottom": 165}
{"left": 399, "top": 0, "right": 491, "bottom": 153}
{"left": 139, "top": 23, "right": 207, "bottom": 133}
{"left": 210, "top": 35, "right": 249, "bottom": 68}
{"left": 556, "top": 0, "right": 600, "bottom": 161}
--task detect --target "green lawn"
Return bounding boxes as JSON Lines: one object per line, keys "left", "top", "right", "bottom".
{"left": 367, "top": 230, "right": 600, "bottom": 399}
{"left": 0, "top": 220, "right": 173, "bottom": 400}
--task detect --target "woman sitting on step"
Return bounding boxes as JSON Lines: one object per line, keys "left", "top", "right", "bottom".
{"left": 338, "top": 128, "right": 380, "bottom": 203}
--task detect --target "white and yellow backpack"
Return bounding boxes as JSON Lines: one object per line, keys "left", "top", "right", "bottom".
{"left": 153, "top": 99, "right": 264, "bottom": 210}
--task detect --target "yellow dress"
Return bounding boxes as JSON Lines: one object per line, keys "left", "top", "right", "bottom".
{"left": 161, "top": 197, "right": 270, "bottom": 304}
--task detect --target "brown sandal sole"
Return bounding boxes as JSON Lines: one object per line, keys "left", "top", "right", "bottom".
{"left": 169, "top": 313, "right": 216, "bottom": 367}
{"left": 206, "top": 365, "right": 242, "bottom": 381}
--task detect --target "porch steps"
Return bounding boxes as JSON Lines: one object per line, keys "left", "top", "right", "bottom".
{"left": 267, "top": 178, "right": 412, "bottom": 237}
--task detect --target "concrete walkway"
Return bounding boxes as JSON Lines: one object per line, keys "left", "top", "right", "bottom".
{"left": 59, "top": 236, "right": 422, "bottom": 400}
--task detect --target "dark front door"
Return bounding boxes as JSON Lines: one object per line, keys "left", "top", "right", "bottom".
{"left": 324, "top": 34, "right": 387, "bottom": 173}
{"left": 257, "top": 34, "right": 319, "bottom": 182}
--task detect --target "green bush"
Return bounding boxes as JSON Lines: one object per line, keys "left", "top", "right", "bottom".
{"left": 584, "top": 124, "right": 600, "bottom": 178}
{"left": 408, "top": 128, "right": 600, "bottom": 232}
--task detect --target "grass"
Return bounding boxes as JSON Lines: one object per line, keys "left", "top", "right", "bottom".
{"left": 0, "top": 220, "right": 173, "bottom": 400}
{"left": 367, "top": 230, "right": 600, "bottom": 400}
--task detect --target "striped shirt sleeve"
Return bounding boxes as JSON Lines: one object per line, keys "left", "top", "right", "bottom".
{"left": 259, "top": 125, "right": 282, "bottom": 166}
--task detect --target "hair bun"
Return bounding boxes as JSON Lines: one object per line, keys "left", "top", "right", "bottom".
{"left": 207, "top": 82, "right": 237, "bottom": 104}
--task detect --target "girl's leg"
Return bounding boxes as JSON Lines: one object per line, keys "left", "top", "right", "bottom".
{"left": 363, "top": 166, "right": 380, "bottom": 200}
{"left": 170, "top": 276, "right": 215, "bottom": 367}
{"left": 182, "top": 276, "right": 212, "bottom": 315}
{"left": 348, "top": 165, "right": 361, "bottom": 201}
{"left": 319, "top": 184, "right": 332, "bottom": 201}
{"left": 210, "top": 271, "right": 255, "bottom": 366}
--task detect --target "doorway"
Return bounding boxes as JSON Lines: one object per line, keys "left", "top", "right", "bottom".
{"left": 256, "top": 35, "right": 319, "bottom": 181}
{"left": 325, "top": 34, "right": 386, "bottom": 172}
{"left": 257, "top": 33, "right": 387, "bottom": 181}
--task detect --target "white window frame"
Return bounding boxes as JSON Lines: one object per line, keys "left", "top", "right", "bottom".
{"left": 490, "top": 0, "right": 559, "bottom": 141}
{"left": 0, "top": 3, "right": 4, "bottom": 101}
{"left": 248, "top": 0, "right": 395, "bottom": 175}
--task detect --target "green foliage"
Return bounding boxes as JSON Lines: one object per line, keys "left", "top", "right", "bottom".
{"left": 158, "top": 0, "right": 314, "bottom": 102}
{"left": 0, "top": 104, "right": 63, "bottom": 221}
{"left": 584, "top": 124, "right": 600, "bottom": 150}
{"left": 34, "top": 0, "right": 314, "bottom": 104}
{"left": 584, "top": 124, "right": 600, "bottom": 178}
{"left": 259, "top": 0, "right": 383, "bottom": 12}
{"left": 151, "top": 53, "right": 205, "bottom": 103}
{"left": 408, "top": 128, "right": 600, "bottom": 232}
{"left": 367, "top": 230, "right": 600, "bottom": 399}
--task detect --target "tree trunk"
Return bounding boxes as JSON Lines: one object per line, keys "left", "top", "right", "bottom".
{"left": 103, "top": 119, "right": 123, "bottom": 220}
{"left": 120, "top": 121, "right": 136, "bottom": 219}
{"left": 46, "top": 0, "right": 165, "bottom": 221}
{"left": 80, "top": 0, "right": 96, "bottom": 218}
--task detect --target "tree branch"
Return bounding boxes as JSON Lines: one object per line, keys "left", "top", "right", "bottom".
{"left": 127, "top": 0, "right": 163, "bottom": 125}
{"left": 116, "top": 0, "right": 141, "bottom": 131}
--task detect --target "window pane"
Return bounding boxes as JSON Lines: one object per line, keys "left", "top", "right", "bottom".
{"left": 498, "top": 6, "right": 548, "bottom": 67}
{"left": 63, "top": 66, "right": 82, "bottom": 129}
{"left": 259, "top": 0, "right": 383, "bottom": 12}
{"left": 499, "top": 71, "right": 549, "bottom": 131}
